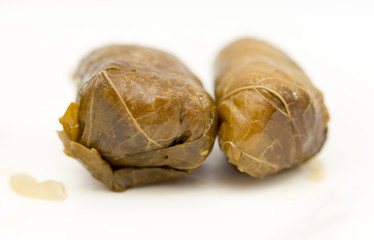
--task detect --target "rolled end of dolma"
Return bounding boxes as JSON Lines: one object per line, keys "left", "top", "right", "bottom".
{"left": 215, "top": 38, "right": 329, "bottom": 178}
{"left": 59, "top": 45, "right": 217, "bottom": 191}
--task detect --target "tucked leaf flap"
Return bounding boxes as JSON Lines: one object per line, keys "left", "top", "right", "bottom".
{"left": 59, "top": 102, "right": 80, "bottom": 142}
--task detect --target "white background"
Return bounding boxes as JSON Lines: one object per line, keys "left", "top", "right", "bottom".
{"left": 0, "top": 0, "right": 373, "bottom": 239}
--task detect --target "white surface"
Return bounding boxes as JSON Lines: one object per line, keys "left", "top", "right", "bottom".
{"left": 0, "top": 0, "right": 373, "bottom": 239}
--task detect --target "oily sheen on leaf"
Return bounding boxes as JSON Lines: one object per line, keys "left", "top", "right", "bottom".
{"left": 59, "top": 45, "right": 217, "bottom": 191}
{"left": 215, "top": 38, "right": 329, "bottom": 178}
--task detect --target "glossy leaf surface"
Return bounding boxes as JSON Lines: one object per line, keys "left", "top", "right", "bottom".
{"left": 59, "top": 45, "right": 217, "bottom": 191}
{"left": 215, "top": 38, "right": 329, "bottom": 178}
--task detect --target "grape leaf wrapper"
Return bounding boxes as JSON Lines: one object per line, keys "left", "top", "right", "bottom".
{"left": 59, "top": 45, "right": 217, "bottom": 191}
{"left": 214, "top": 38, "right": 329, "bottom": 178}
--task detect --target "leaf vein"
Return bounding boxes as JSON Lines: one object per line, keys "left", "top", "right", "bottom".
{"left": 101, "top": 70, "right": 161, "bottom": 148}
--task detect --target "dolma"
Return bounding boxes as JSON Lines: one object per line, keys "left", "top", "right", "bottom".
{"left": 59, "top": 45, "right": 217, "bottom": 191}
{"left": 215, "top": 38, "right": 329, "bottom": 178}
